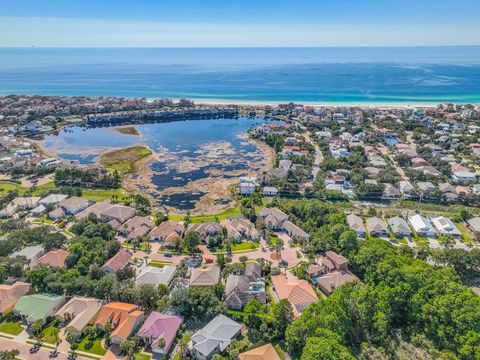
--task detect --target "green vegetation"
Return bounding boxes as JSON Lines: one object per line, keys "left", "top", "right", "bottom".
{"left": 0, "top": 321, "right": 24, "bottom": 335}
{"left": 41, "top": 323, "right": 60, "bottom": 344}
{"left": 115, "top": 126, "right": 140, "bottom": 136}
{"left": 100, "top": 145, "right": 152, "bottom": 173}
{"left": 77, "top": 337, "right": 106, "bottom": 356}
{"left": 212, "top": 241, "right": 259, "bottom": 254}
{"left": 148, "top": 260, "right": 173, "bottom": 268}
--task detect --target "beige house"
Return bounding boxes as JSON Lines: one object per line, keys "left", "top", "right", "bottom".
{"left": 190, "top": 266, "right": 221, "bottom": 287}
{"left": 56, "top": 296, "right": 103, "bottom": 335}
{"left": 0, "top": 282, "right": 31, "bottom": 315}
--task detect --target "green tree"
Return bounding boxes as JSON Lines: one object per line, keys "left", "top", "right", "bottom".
{"left": 181, "top": 231, "right": 201, "bottom": 255}
{"left": 301, "top": 336, "right": 355, "bottom": 360}
{"left": 272, "top": 299, "right": 294, "bottom": 337}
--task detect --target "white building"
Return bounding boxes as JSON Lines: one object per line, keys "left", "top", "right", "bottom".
{"left": 408, "top": 215, "right": 436, "bottom": 238}
{"left": 430, "top": 216, "right": 462, "bottom": 238}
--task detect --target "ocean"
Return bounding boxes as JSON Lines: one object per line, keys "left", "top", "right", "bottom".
{"left": 1, "top": 47, "right": 480, "bottom": 104}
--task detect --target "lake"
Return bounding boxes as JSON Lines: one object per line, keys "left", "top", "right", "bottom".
{"left": 43, "top": 117, "right": 274, "bottom": 212}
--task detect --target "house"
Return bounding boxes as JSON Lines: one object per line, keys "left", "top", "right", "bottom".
{"left": 94, "top": 302, "right": 145, "bottom": 344}
{"left": 467, "top": 217, "right": 480, "bottom": 234}
{"left": 48, "top": 207, "right": 66, "bottom": 220}
{"left": 431, "top": 216, "right": 462, "bottom": 238}
{"left": 150, "top": 220, "right": 185, "bottom": 247}
{"left": 100, "top": 204, "right": 135, "bottom": 224}
{"left": 387, "top": 216, "right": 412, "bottom": 237}
{"left": 240, "top": 177, "right": 258, "bottom": 195}
{"left": 135, "top": 265, "right": 176, "bottom": 287}
{"left": 187, "top": 222, "right": 223, "bottom": 239}
{"left": 0, "top": 281, "right": 31, "bottom": 315}
{"left": 239, "top": 343, "right": 281, "bottom": 360}
{"left": 32, "top": 249, "right": 69, "bottom": 268}
{"left": 220, "top": 217, "right": 259, "bottom": 241}
{"left": 263, "top": 186, "right": 278, "bottom": 196}
{"left": 118, "top": 216, "right": 153, "bottom": 240}
{"left": 102, "top": 250, "right": 132, "bottom": 273}
{"left": 282, "top": 220, "right": 310, "bottom": 240}
{"left": 138, "top": 312, "right": 183, "bottom": 356}
{"left": 59, "top": 196, "right": 92, "bottom": 216}
{"left": 452, "top": 171, "right": 476, "bottom": 182}
{"left": 408, "top": 215, "right": 436, "bottom": 237}
{"left": 188, "top": 314, "right": 242, "bottom": 360}
{"left": 271, "top": 275, "right": 318, "bottom": 317}
{"left": 346, "top": 214, "right": 366, "bottom": 237}
{"left": 366, "top": 217, "right": 388, "bottom": 237}
{"left": 258, "top": 208, "right": 289, "bottom": 229}
{"left": 10, "top": 245, "right": 44, "bottom": 264}
{"left": 382, "top": 184, "right": 401, "bottom": 199}
{"left": 31, "top": 204, "right": 47, "bottom": 216}
{"left": 75, "top": 200, "right": 112, "bottom": 219}
{"left": 55, "top": 297, "right": 103, "bottom": 335}
{"left": 224, "top": 263, "right": 266, "bottom": 310}
{"left": 190, "top": 266, "right": 221, "bottom": 287}
{"left": 13, "top": 293, "right": 66, "bottom": 325}
{"left": 39, "top": 194, "right": 68, "bottom": 206}
{"left": 309, "top": 251, "right": 358, "bottom": 296}
{"left": 398, "top": 181, "right": 415, "bottom": 198}
{"left": 417, "top": 181, "right": 436, "bottom": 194}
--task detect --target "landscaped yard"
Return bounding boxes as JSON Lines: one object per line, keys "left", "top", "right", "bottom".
{"left": 134, "top": 353, "right": 151, "bottom": 360}
{"left": 41, "top": 323, "right": 60, "bottom": 344}
{"left": 77, "top": 337, "right": 106, "bottom": 356}
{"left": 455, "top": 221, "right": 474, "bottom": 244}
{"left": 212, "top": 241, "right": 259, "bottom": 254}
{"left": 0, "top": 321, "right": 24, "bottom": 335}
{"left": 148, "top": 260, "right": 173, "bottom": 268}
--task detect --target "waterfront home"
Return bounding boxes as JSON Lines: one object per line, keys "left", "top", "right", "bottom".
{"left": 387, "top": 216, "right": 412, "bottom": 237}
{"left": 14, "top": 293, "right": 66, "bottom": 325}
{"left": 224, "top": 263, "right": 266, "bottom": 310}
{"left": 190, "top": 266, "right": 221, "bottom": 287}
{"left": 408, "top": 215, "right": 436, "bottom": 237}
{"left": 100, "top": 204, "right": 135, "bottom": 224}
{"left": 240, "top": 176, "right": 258, "bottom": 195}
{"left": 258, "top": 208, "right": 289, "bottom": 229}
{"left": 188, "top": 314, "right": 242, "bottom": 360}
{"left": 0, "top": 281, "right": 31, "bottom": 315}
{"left": 138, "top": 312, "right": 183, "bottom": 356}
{"left": 102, "top": 250, "right": 132, "bottom": 273}
{"left": 187, "top": 222, "right": 223, "bottom": 240}
{"left": 383, "top": 183, "right": 401, "bottom": 199}
{"left": 118, "top": 215, "right": 153, "bottom": 240}
{"left": 220, "top": 217, "right": 259, "bottom": 241}
{"left": 431, "top": 216, "right": 462, "bottom": 238}
{"left": 309, "top": 251, "right": 358, "bottom": 296}
{"left": 32, "top": 249, "right": 69, "bottom": 268}
{"left": 271, "top": 275, "right": 318, "bottom": 318}
{"left": 240, "top": 343, "right": 281, "bottom": 360}
{"left": 55, "top": 297, "right": 103, "bottom": 335}
{"left": 10, "top": 245, "right": 45, "bottom": 265}
{"left": 282, "top": 220, "right": 310, "bottom": 241}
{"left": 150, "top": 220, "right": 185, "bottom": 247}
{"left": 94, "top": 302, "right": 145, "bottom": 344}
{"left": 0, "top": 196, "right": 41, "bottom": 217}
{"left": 135, "top": 265, "right": 176, "bottom": 287}
{"left": 366, "top": 217, "right": 388, "bottom": 237}
{"left": 59, "top": 196, "right": 92, "bottom": 216}
{"left": 467, "top": 217, "right": 480, "bottom": 234}
{"left": 346, "top": 214, "right": 366, "bottom": 237}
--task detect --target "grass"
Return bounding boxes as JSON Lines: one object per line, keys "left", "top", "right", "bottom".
{"left": 0, "top": 180, "right": 24, "bottom": 193}
{"left": 455, "top": 221, "right": 474, "bottom": 244}
{"left": 82, "top": 188, "right": 126, "bottom": 201}
{"left": 100, "top": 145, "right": 152, "bottom": 173}
{"left": 274, "top": 344, "right": 286, "bottom": 360}
{"left": 41, "top": 324, "right": 60, "bottom": 344}
{"left": 0, "top": 321, "right": 24, "bottom": 335}
{"left": 212, "top": 241, "right": 259, "bottom": 254}
{"left": 149, "top": 260, "right": 173, "bottom": 268}
{"left": 77, "top": 337, "right": 106, "bottom": 356}
{"left": 134, "top": 353, "right": 151, "bottom": 360}
{"left": 169, "top": 206, "right": 242, "bottom": 223}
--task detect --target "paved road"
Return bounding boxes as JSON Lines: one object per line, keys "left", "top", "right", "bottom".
{"left": 303, "top": 132, "right": 323, "bottom": 180}
{"left": 0, "top": 337, "right": 91, "bottom": 360}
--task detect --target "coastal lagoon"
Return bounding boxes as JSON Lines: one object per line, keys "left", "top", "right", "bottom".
{"left": 43, "top": 117, "right": 273, "bottom": 213}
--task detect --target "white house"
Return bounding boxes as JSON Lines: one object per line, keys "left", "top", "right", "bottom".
{"left": 430, "top": 216, "right": 462, "bottom": 238}
{"left": 408, "top": 215, "right": 436, "bottom": 238}
{"left": 263, "top": 186, "right": 278, "bottom": 196}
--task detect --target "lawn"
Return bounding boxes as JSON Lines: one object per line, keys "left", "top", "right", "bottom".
{"left": 77, "top": 337, "right": 107, "bottom": 356}
{"left": 212, "top": 241, "right": 259, "bottom": 254}
{"left": 0, "top": 321, "right": 24, "bottom": 335}
{"left": 134, "top": 353, "right": 151, "bottom": 360}
{"left": 148, "top": 260, "right": 173, "bottom": 268}
{"left": 455, "top": 221, "right": 474, "bottom": 244}
{"left": 81, "top": 188, "right": 126, "bottom": 201}
{"left": 41, "top": 324, "right": 60, "bottom": 344}
{"left": 100, "top": 146, "right": 152, "bottom": 173}
{"left": 0, "top": 180, "right": 24, "bottom": 194}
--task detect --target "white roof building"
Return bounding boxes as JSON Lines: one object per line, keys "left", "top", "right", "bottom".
{"left": 135, "top": 266, "right": 176, "bottom": 287}
{"left": 430, "top": 216, "right": 462, "bottom": 238}
{"left": 408, "top": 215, "right": 436, "bottom": 237}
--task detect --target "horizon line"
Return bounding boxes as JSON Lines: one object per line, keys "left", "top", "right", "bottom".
{"left": 1, "top": 45, "right": 480, "bottom": 49}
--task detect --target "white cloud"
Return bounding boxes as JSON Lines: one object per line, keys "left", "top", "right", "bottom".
{"left": 0, "top": 16, "right": 478, "bottom": 47}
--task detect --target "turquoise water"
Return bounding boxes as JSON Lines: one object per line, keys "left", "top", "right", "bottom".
{"left": 1, "top": 47, "right": 480, "bottom": 103}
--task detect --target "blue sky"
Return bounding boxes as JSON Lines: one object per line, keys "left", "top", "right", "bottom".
{"left": 1, "top": 0, "right": 479, "bottom": 47}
